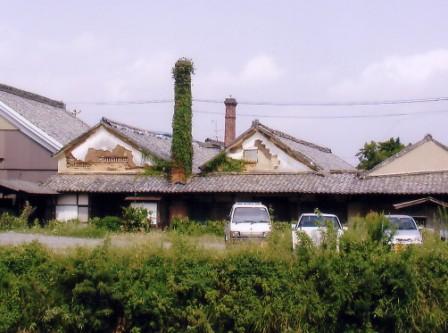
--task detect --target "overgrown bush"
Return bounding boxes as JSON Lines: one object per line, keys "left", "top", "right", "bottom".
{"left": 121, "top": 206, "right": 150, "bottom": 232}
{"left": 170, "top": 218, "right": 225, "bottom": 236}
{"left": 1, "top": 223, "right": 448, "bottom": 332}
{"left": 41, "top": 219, "right": 108, "bottom": 238}
{"left": 90, "top": 216, "right": 122, "bottom": 232}
{"left": 0, "top": 203, "right": 35, "bottom": 230}
{"left": 200, "top": 152, "right": 245, "bottom": 174}
{"left": 0, "top": 212, "right": 24, "bottom": 230}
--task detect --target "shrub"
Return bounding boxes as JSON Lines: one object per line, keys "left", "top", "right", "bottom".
{"left": 200, "top": 152, "right": 245, "bottom": 174}
{"left": 0, "top": 212, "right": 27, "bottom": 230}
{"left": 0, "top": 203, "right": 35, "bottom": 230}
{"left": 170, "top": 218, "right": 225, "bottom": 236}
{"left": 3, "top": 215, "right": 448, "bottom": 332}
{"left": 121, "top": 206, "right": 150, "bottom": 232}
{"left": 42, "top": 219, "right": 108, "bottom": 238}
{"left": 90, "top": 216, "right": 122, "bottom": 232}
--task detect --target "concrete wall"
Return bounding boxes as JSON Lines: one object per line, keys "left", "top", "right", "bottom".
{"left": 370, "top": 141, "right": 448, "bottom": 176}
{"left": 0, "top": 125, "right": 57, "bottom": 182}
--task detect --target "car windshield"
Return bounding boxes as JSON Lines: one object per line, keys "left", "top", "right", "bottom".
{"left": 387, "top": 217, "right": 417, "bottom": 230}
{"left": 299, "top": 215, "right": 340, "bottom": 229}
{"left": 232, "top": 207, "right": 270, "bottom": 223}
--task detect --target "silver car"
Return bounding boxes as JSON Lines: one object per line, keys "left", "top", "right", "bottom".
{"left": 385, "top": 215, "right": 423, "bottom": 247}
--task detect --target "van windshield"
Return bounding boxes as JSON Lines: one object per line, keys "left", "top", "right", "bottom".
{"left": 387, "top": 217, "right": 417, "bottom": 230}
{"left": 233, "top": 207, "right": 270, "bottom": 223}
{"left": 299, "top": 215, "right": 340, "bottom": 229}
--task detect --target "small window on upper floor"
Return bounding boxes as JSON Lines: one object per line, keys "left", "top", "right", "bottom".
{"left": 243, "top": 148, "right": 258, "bottom": 163}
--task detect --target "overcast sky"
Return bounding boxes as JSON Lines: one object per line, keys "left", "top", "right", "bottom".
{"left": 2, "top": 1, "right": 448, "bottom": 164}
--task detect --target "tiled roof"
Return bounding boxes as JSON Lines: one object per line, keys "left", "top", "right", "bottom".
{"left": 0, "top": 178, "right": 57, "bottom": 194}
{"left": 0, "top": 84, "right": 89, "bottom": 146}
{"left": 267, "top": 127, "right": 354, "bottom": 171}
{"left": 44, "top": 171, "right": 448, "bottom": 195}
{"left": 101, "top": 118, "right": 221, "bottom": 173}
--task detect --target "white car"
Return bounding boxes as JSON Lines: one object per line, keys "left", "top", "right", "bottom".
{"left": 291, "top": 213, "right": 344, "bottom": 249}
{"left": 385, "top": 215, "right": 422, "bottom": 247}
{"left": 225, "top": 202, "right": 272, "bottom": 241}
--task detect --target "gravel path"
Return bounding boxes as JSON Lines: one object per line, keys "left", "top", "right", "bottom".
{"left": 0, "top": 231, "right": 104, "bottom": 249}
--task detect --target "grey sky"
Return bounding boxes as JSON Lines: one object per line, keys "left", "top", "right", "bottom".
{"left": 2, "top": 0, "right": 448, "bottom": 164}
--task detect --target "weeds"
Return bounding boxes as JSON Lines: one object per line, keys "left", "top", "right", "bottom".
{"left": 170, "top": 218, "right": 226, "bottom": 236}
{"left": 1, "top": 214, "right": 448, "bottom": 332}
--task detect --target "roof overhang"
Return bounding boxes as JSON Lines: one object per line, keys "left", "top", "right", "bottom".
{"left": 0, "top": 178, "right": 58, "bottom": 195}
{"left": 393, "top": 196, "right": 448, "bottom": 210}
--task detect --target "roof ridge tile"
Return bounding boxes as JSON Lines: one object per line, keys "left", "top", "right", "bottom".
{"left": 256, "top": 121, "right": 332, "bottom": 153}
{"left": 0, "top": 83, "right": 65, "bottom": 109}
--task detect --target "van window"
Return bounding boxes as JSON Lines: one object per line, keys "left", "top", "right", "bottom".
{"left": 233, "top": 207, "right": 270, "bottom": 223}
{"left": 299, "top": 216, "right": 340, "bottom": 229}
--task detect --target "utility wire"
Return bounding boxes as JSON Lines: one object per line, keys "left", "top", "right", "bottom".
{"left": 68, "top": 96, "right": 448, "bottom": 107}
{"left": 194, "top": 96, "right": 448, "bottom": 106}
{"left": 71, "top": 99, "right": 173, "bottom": 106}
{"left": 193, "top": 108, "right": 448, "bottom": 119}
{"left": 67, "top": 96, "right": 448, "bottom": 119}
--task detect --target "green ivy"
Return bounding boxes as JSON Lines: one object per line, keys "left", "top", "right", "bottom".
{"left": 142, "top": 158, "right": 172, "bottom": 176}
{"left": 201, "top": 152, "right": 245, "bottom": 174}
{"left": 171, "top": 58, "right": 194, "bottom": 177}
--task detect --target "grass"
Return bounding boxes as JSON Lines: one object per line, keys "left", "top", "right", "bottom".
{"left": 7, "top": 220, "right": 110, "bottom": 239}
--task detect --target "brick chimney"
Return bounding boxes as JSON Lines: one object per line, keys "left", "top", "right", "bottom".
{"left": 224, "top": 97, "right": 237, "bottom": 147}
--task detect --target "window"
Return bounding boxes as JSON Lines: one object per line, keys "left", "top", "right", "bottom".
{"left": 243, "top": 148, "right": 258, "bottom": 163}
{"left": 299, "top": 216, "right": 341, "bottom": 229}
{"left": 232, "top": 207, "right": 270, "bottom": 223}
{"left": 98, "top": 156, "right": 128, "bottom": 163}
{"left": 387, "top": 217, "right": 418, "bottom": 230}
{"left": 56, "top": 194, "right": 89, "bottom": 222}
{"left": 130, "top": 202, "right": 158, "bottom": 225}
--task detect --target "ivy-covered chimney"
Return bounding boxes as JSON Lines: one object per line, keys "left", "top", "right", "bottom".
{"left": 170, "top": 58, "right": 194, "bottom": 184}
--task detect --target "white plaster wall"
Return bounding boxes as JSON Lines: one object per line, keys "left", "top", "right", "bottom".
{"left": 370, "top": 141, "right": 448, "bottom": 176}
{"left": 70, "top": 127, "right": 149, "bottom": 166}
{"left": 227, "top": 131, "right": 311, "bottom": 172}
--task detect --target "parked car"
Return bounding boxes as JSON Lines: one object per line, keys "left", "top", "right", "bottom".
{"left": 291, "top": 213, "right": 344, "bottom": 249}
{"left": 385, "top": 215, "right": 423, "bottom": 248}
{"left": 225, "top": 202, "right": 272, "bottom": 241}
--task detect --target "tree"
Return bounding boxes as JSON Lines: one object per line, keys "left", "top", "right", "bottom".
{"left": 171, "top": 58, "right": 194, "bottom": 181}
{"left": 356, "top": 137, "right": 405, "bottom": 170}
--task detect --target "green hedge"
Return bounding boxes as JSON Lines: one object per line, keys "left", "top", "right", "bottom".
{"left": 1, "top": 214, "right": 448, "bottom": 332}
{"left": 170, "top": 218, "right": 225, "bottom": 236}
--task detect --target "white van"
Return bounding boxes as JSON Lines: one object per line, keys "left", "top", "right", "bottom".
{"left": 225, "top": 202, "right": 272, "bottom": 241}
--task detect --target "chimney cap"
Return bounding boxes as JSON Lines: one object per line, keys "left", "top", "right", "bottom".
{"left": 224, "top": 97, "right": 237, "bottom": 106}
